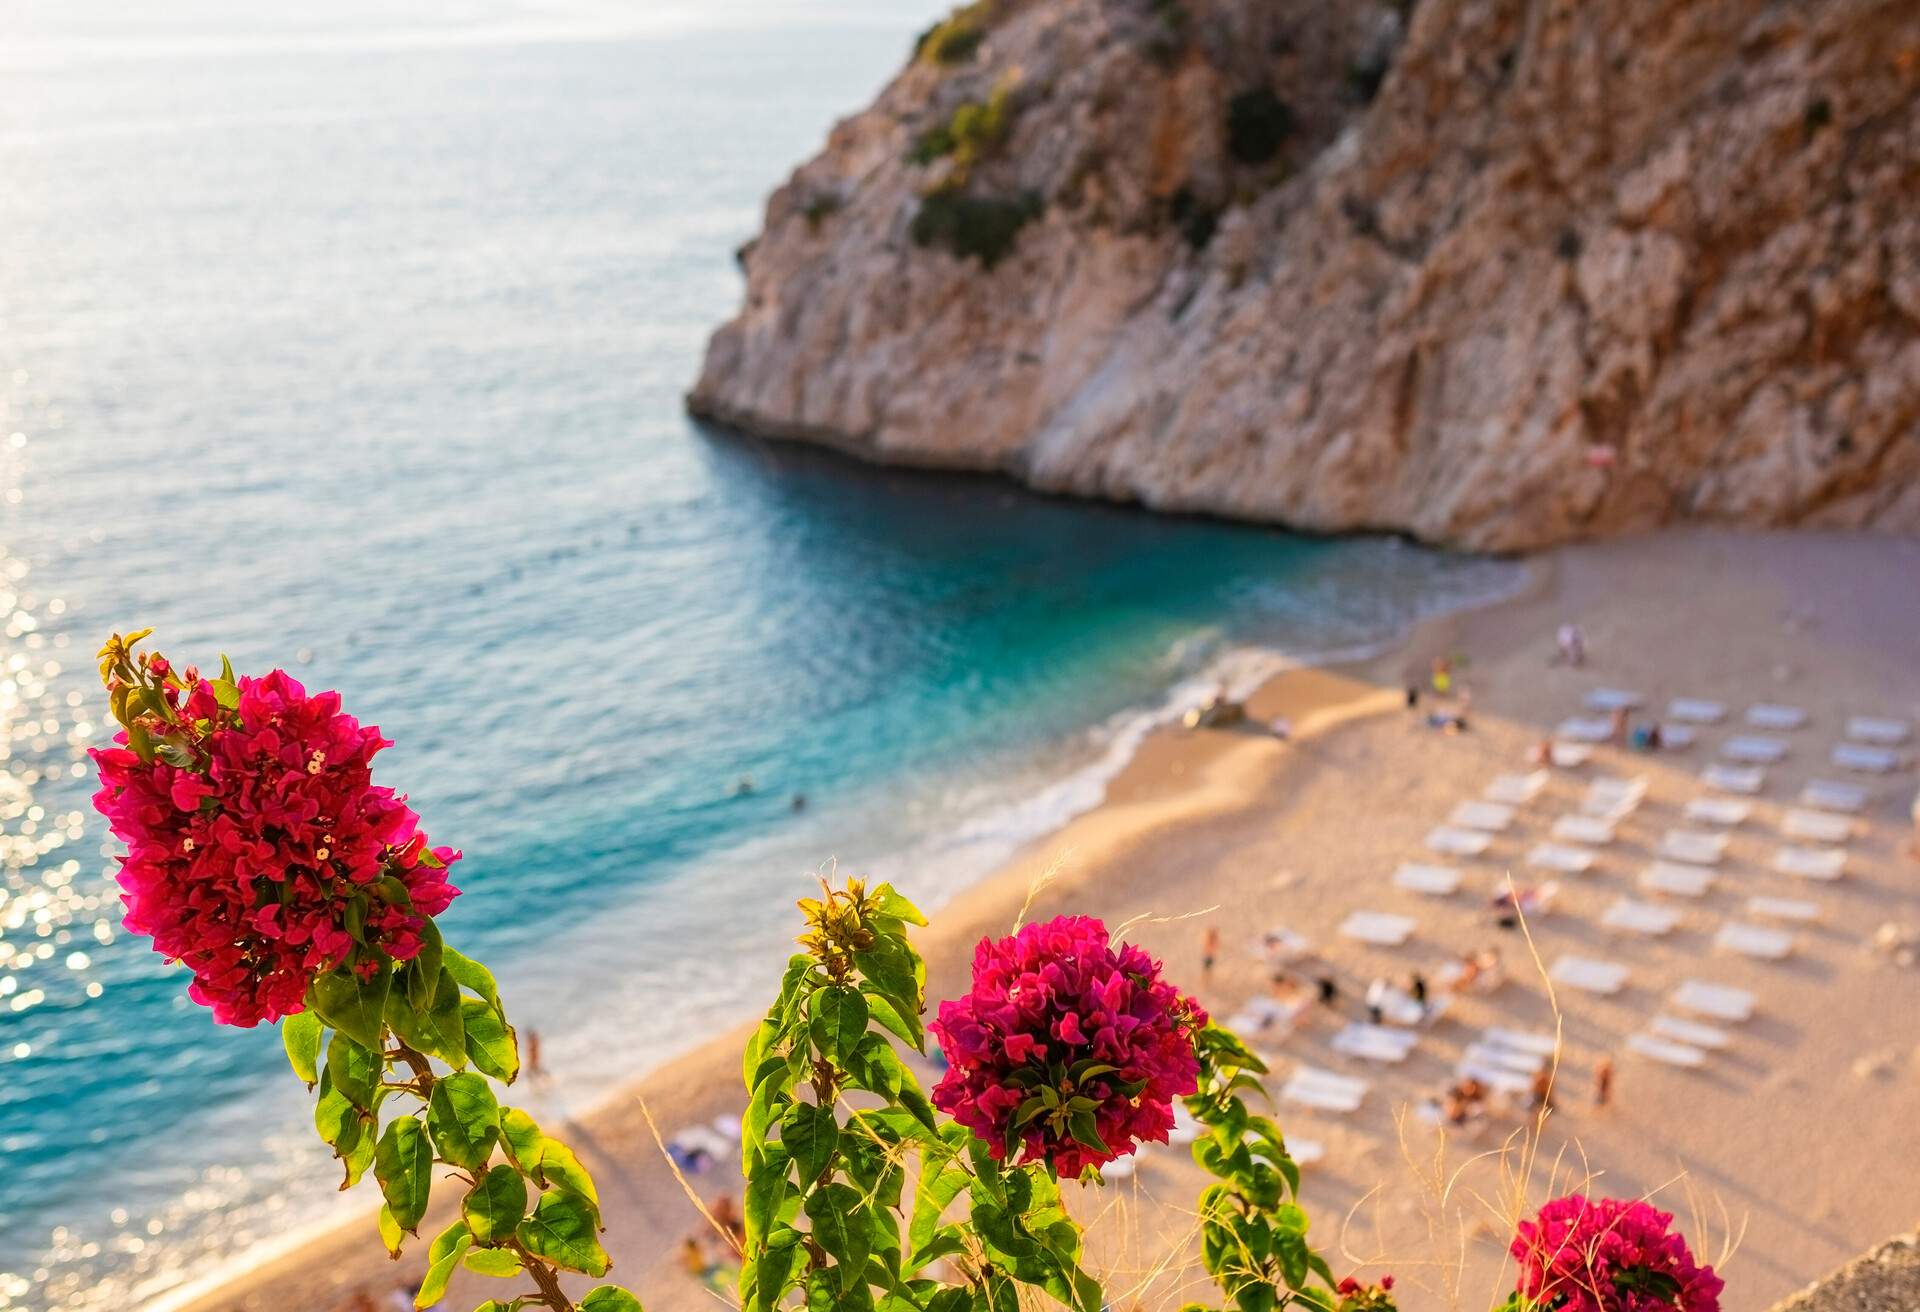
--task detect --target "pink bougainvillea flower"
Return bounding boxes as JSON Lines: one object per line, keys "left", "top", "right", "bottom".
{"left": 91, "top": 652, "right": 459, "bottom": 1028}
{"left": 1511, "top": 1195, "right": 1722, "bottom": 1312}
{"left": 929, "top": 915, "right": 1206, "bottom": 1177}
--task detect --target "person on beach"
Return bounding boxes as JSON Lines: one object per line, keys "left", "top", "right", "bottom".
{"left": 1405, "top": 683, "right": 1420, "bottom": 710}
{"left": 1609, "top": 705, "right": 1631, "bottom": 747}
{"left": 1365, "top": 977, "right": 1388, "bottom": 1025}
{"left": 1315, "top": 974, "right": 1340, "bottom": 1008}
{"left": 1200, "top": 926, "right": 1221, "bottom": 986}
{"left": 1530, "top": 1069, "right": 1555, "bottom": 1113}
{"left": 1408, "top": 971, "right": 1428, "bottom": 1009}
{"left": 1530, "top": 738, "right": 1554, "bottom": 767}
{"left": 711, "top": 1194, "right": 746, "bottom": 1249}
{"left": 1431, "top": 658, "right": 1453, "bottom": 696}
{"left": 1594, "top": 1055, "right": 1615, "bottom": 1108}
{"left": 526, "top": 1028, "right": 548, "bottom": 1084}
{"left": 1556, "top": 623, "right": 1586, "bottom": 667}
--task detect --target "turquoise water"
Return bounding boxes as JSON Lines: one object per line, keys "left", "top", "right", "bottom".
{"left": 0, "top": 5, "right": 1522, "bottom": 1307}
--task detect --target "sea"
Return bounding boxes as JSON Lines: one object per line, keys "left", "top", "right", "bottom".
{"left": 0, "top": 3, "right": 1525, "bottom": 1307}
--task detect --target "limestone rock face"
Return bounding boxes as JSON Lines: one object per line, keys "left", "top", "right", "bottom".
{"left": 689, "top": 0, "right": 1920, "bottom": 550}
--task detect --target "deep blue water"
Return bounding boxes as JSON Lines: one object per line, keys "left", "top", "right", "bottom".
{"left": 0, "top": 6, "right": 1522, "bottom": 1307}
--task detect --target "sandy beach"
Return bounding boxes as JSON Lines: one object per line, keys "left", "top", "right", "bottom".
{"left": 180, "top": 528, "right": 1920, "bottom": 1312}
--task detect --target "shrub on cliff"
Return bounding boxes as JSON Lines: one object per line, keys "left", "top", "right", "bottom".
{"left": 1226, "top": 87, "right": 1297, "bottom": 164}
{"left": 907, "top": 80, "right": 1015, "bottom": 175}
{"left": 910, "top": 186, "right": 1042, "bottom": 268}
{"left": 915, "top": 1, "right": 994, "bottom": 66}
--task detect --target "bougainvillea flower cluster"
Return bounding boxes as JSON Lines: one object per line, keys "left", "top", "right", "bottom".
{"left": 929, "top": 914, "right": 1206, "bottom": 1177}
{"left": 91, "top": 649, "right": 459, "bottom": 1027}
{"left": 1511, "top": 1195, "right": 1723, "bottom": 1312}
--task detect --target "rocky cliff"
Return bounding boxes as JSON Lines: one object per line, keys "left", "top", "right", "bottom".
{"left": 688, "top": 0, "right": 1920, "bottom": 550}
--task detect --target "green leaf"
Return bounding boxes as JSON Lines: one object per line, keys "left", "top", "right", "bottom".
{"left": 325, "top": 1031, "right": 380, "bottom": 1111}
{"left": 443, "top": 946, "right": 502, "bottom": 1013}
{"left": 868, "top": 883, "right": 927, "bottom": 926}
{"left": 861, "top": 988, "right": 923, "bottom": 1051}
{"left": 462, "top": 996, "right": 519, "bottom": 1082}
{"left": 418, "top": 966, "right": 468, "bottom": 1069}
{"left": 427, "top": 1217, "right": 470, "bottom": 1266}
{"left": 536, "top": 1136, "right": 599, "bottom": 1211}
{"left": 281, "top": 1011, "right": 323, "bottom": 1087}
{"left": 804, "top": 1183, "right": 871, "bottom": 1294}
{"left": 499, "top": 1107, "right": 545, "bottom": 1172}
{"left": 809, "top": 985, "right": 869, "bottom": 1065}
{"left": 311, "top": 966, "right": 390, "bottom": 1051}
{"left": 1068, "top": 1111, "right": 1109, "bottom": 1156}
{"left": 579, "top": 1288, "right": 644, "bottom": 1312}
{"left": 416, "top": 1233, "right": 471, "bottom": 1308}
{"left": 779, "top": 1101, "right": 839, "bottom": 1183}
{"left": 517, "top": 1191, "right": 609, "bottom": 1277}
{"left": 408, "top": 919, "right": 444, "bottom": 1011}
{"left": 374, "top": 1116, "right": 433, "bottom": 1233}
{"left": 462, "top": 1164, "right": 529, "bottom": 1244}
{"left": 744, "top": 1144, "right": 792, "bottom": 1243}
{"left": 462, "top": 1244, "right": 524, "bottom": 1277}
{"left": 376, "top": 1204, "right": 404, "bottom": 1258}
{"left": 428, "top": 1072, "right": 500, "bottom": 1173}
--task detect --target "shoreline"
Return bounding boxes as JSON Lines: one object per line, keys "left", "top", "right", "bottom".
{"left": 159, "top": 557, "right": 1532, "bottom": 1312}
{"left": 180, "top": 528, "right": 1920, "bottom": 1312}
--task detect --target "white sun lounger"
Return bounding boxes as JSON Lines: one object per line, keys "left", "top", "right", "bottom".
{"left": 1485, "top": 770, "right": 1549, "bottom": 805}
{"left": 1667, "top": 698, "right": 1727, "bottom": 724}
{"left": 1551, "top": 955, "right": 1630, "bottom": 994}
{"left": 1426, "top": 825, "right": 1492, "bottom": 857}
{"left": 1290, "top": 1138, "right": 1325, "bottom": 1166}
{"left": 1586, "top": 688, "right": 1644, "bottom": 712}
{"left": 1582, "top": 776, "right": 1648, "bottom": 819}
{"left": 1716, "top": 923, "right": 1794, "bottom": 960}
{"left": 1256, "top": 928, "right": 1313, "bottom": 960}
{"left": 1393, "top": 862, "right": 1463, "bottom": 896}
{"left": 1774, "top": 845, "right": 1846, "bottom": 880}
{"left": 1658, "top": 830, "right": 1728, "bottom": 865}
{"left": 1462, "top": 1042, "right": 1544, "bottom": 1074}
{"left": 1223, "top": 995, "right": 1310, "bottom": 1036}
{"left": 1550, "top": 742, "right": 1594, "bottom": 768}
{"left": 1683, "top": 796, "right": 1751, "bottom": 827}
{"left": 1455, "top": 1063, "right": 1534, "bottom": 1097}
{"left": 1552, "top": 815, "right": 1616, "bottom": 846}
{"left": 1660, "top": 724, "right": 1698, "bottom": 749}
{"left": 1781, "top": 809, "right": 1851, "bottom": 844}
{"left": 1702, "top": 764, "right": 1765, "bottom": 795}
{"left": 1099, "top": 1155, "right": 1137, "bottom": 1180}
{"left": 1168, "top": 1106, "right": 1202, "bottom": 1146}
{"left": 1799, "top": 780, "right": 1868, "bottom": 813}
{"left": 1626, "top": 1033, "right": 1707, "bottom": 1068}
{"left": 1650, "top": 1014, "right": 1730, "bottom": 1049}
{"left": 1281, "top": 1066, "right": 1368, "bottom": 1113}
{"left": 1831, "top": 743, "right": 1901, "bottom": 773}
{"left": 1723, "top": 736, "right": 1788, "bottom": 763}
{"left": 1746, "top": 895, "right": 1822, "bottom": 923}
{"left": 1450, "top": 801, "right": 1517, "bottom": 832}
{"left": 1339, "top": 911, "right": 1417, "bottom": 946}
{"left": 1528, "top": 843, "right": 1595, "bottom": 873}
{"left": 1483, "top": 1026, "right": 1560, "bottom": 1057}
{"left": 1640, "top": 861, "right": 1714, "bottom": 897}
{"left": 1746, "top": 704, "right": 1808, "bottom": 731}
{"left": 1671, "top": 980, "right": 1755, "bottom": 1022}
{"left": 1846, "top": 716, "right": 1910, "bottom": 745}
{"left": 1332, "top": 1024, "right": 1420, "bottom": 1063}
{"left": 1558, "top": 716, "right": 1615, "bottom": 744}
{"left": 1602, "top": 898, "right": 1681, "bottom": 936}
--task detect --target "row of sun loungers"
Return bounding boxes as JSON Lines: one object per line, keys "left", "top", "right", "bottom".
{"left": 1625, "top": 980, "right": 1757, "bottom": 1069}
